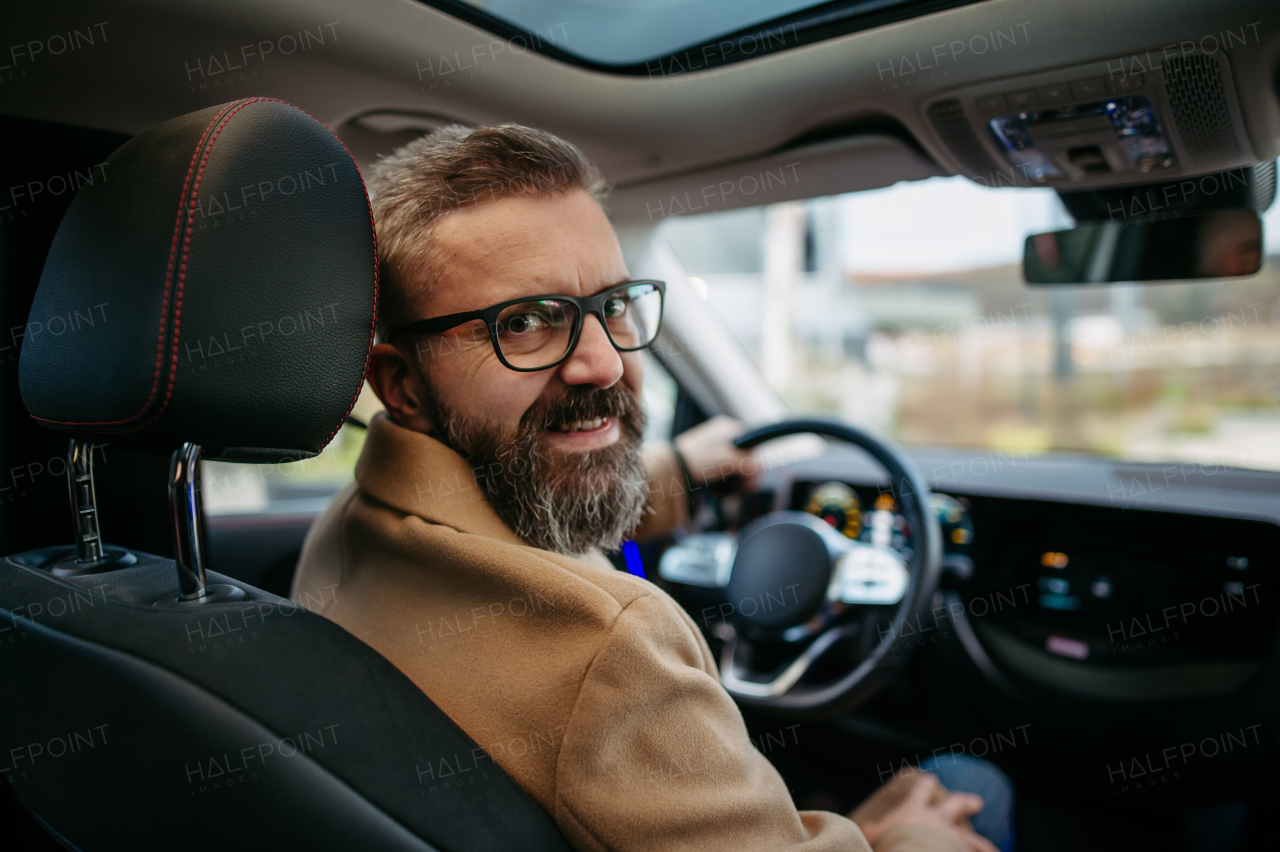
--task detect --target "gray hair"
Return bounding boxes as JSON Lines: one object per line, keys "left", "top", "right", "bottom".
{"left": 367, "top": 124, "right": 607, "bottom": 337}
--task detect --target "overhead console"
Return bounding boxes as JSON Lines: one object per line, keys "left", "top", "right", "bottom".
{"left": 923, "top": 45, "right": 1257, "bottom": 190}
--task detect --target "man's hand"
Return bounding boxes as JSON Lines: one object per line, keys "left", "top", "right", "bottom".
{"left": 850, "top": 770, "right": 997, "bottom": 852}
{"left": 674, "top": 416, "right": 751, "bottom": 485}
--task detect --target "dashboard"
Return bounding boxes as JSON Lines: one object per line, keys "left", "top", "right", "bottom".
{"left": 787, "top": 481, "right": 1278, "bottom": 671}
{"left": 657, "top": 445, "right": 1280, "bottom": 704}
{"left": 957, "top": 494, "right": 1278, "bottom": 668}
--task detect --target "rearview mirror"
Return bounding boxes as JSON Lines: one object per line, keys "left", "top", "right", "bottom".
{"left": 1023, "top": 210, "right": 1263, "bottom": 285}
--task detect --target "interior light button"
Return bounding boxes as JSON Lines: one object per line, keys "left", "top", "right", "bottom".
{"left": 1007, "top": 90, "right": 1038, "bottom": 109}
{"left": 1106, "top": 73, "right": 1145, "bottom": 95}
{"left": 976, "top": 94, "right": 1007, "bottom": 113}
{"left": 1038, "top": 84, "right": 1070, "bottom": 105}
{"left": 1071, "top": 78, "right": 1106, "bottom": 100}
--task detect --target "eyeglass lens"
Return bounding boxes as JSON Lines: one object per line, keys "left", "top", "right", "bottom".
{"left": 493, "top": 283, "right": 662, "bottom": 369}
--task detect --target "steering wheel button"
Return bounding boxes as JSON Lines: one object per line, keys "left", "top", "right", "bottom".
{"left": 657, "top": 532, "right": 736, "bottom": 588}
{"left": 836, "top": 545, "right": 909, "bottom": 605}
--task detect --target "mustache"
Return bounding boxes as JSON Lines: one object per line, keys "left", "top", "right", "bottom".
{"left": 519, "top": 385, "right": 641, "bottom": 438}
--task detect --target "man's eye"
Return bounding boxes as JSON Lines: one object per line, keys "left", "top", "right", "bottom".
{"left": 505, "top": 312, "right": 547, "bottom": 334}
{"left": 500, "top": 302, "right": 572, "bottom": 336}
{"left": 603, "top": 297, "right": 628, "bottom": 318}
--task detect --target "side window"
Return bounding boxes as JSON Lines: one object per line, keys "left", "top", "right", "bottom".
{"left": 641, "top": 351, "right": 677, "bottom": 444}
{"left": 202, "top": 385, "right": 382, "bottom": 516}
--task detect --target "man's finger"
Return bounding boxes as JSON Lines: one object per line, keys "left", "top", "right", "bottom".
{"left": 962, "top": 830, "right": 999, "bottom": 852}
{"left": 939, "top": 791, "right": 984, "bottom": 821}
{"left": 906, "top": 771, "right": 940, "bottom": 802}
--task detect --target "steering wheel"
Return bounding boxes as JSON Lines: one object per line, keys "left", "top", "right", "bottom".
{"left": 668, "top": 417, "right": 942, "bottom": 718}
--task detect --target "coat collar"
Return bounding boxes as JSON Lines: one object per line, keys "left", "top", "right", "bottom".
{"left": 355, "top": 412, "right": 527, "bottom": 546}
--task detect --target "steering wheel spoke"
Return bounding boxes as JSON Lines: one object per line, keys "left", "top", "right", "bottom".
{"left": 717, "top": 621, "right": 861, "bottom": 700}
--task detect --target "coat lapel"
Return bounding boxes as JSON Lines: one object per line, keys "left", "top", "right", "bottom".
{"left": 355, "top": 412, "right": 527, "bottom": 547}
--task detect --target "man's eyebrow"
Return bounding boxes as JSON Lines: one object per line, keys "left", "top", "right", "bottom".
{"left": 590, "top": 279, "right": 630, "bottom": 295}
{"left": 503, "top": 278, "right": 630, "bottom": 301}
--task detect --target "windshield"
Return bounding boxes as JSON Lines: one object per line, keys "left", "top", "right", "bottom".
{"left": 652, "top": 175, "right": 1280, "bottom": 472}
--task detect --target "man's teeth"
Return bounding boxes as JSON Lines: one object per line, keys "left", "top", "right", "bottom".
{"left": 554, "top": 417, "right": 607, "bottom": 433}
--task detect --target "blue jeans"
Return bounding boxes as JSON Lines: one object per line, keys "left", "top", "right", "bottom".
{"left": 918, "top": 754, "right": 1015, "bottom": 852}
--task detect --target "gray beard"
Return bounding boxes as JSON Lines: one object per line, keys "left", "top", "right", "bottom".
{"left": 424, "top": 383, "right": 649, "bottom": 557}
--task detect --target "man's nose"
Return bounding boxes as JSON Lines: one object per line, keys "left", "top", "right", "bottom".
{"left": 558, "top": 313, "right": 623, "bottom": 388}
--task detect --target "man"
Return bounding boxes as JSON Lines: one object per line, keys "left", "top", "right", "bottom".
{"left": 291, "top": 124, "right": 999, "bottom": 852}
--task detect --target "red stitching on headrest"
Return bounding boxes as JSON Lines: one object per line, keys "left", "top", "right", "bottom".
{"left": 32, "top": 97, "right": 379, "bottom": 450}
{"left": 33, "top": 99, "right": 240, "bottom": 428}
{"left": 213, "top": 98, "right": 380, "bottom": 454}
{"left": 148, "top": 97, "right": 271, "bottom": 430}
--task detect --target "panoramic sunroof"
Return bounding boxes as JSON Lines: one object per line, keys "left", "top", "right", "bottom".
{"left": 458, "top": 0, "right": 816, "bottom": 66}
{"left": 426, "top": 0, "right": 983, "bottom": 72}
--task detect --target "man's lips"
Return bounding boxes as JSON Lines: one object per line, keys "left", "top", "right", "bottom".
{"left": 543, "top": 416, "right": 619, "bottom": 449}
{"left": 551, "top": 416, "right": 611, "bottom": 433}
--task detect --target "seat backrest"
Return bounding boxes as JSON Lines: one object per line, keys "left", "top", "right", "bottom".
{"left": 2, "top": 98, "right": 570, "bottom": 852}
{"left": 1, "top": 549, "right": 568, "bottom": 851}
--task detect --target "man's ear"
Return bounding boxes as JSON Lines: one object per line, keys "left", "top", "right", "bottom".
{"left": 366, "top": 342, "right": 435, "bottom": 434}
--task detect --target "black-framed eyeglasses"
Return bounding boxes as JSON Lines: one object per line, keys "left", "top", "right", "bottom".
{"left": 388, "top": 279, "right": 665, "bottom": 372}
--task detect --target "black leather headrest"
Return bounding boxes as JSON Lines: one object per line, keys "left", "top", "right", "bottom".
{"left": 19, "top": 99, "right": 377, "bottom": 462}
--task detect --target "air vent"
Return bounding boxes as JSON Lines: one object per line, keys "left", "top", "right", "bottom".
{"left": 926, "top": 99, "right": 1002, "bottom": 181}
{"left": 1163, "top": 54, "right": 1239, "bottom": 165}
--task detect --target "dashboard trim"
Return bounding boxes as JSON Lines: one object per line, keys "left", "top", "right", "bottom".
{"left": 974, "top": 619, "right": 1264, "bottom": 701}
{"left": 769, "top": 444, "right": 1280, "bottom": 528}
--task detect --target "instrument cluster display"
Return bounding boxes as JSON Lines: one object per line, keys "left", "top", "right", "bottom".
{"left": 803, "top": 482, "right": 862, "bottom": 539}
{"left": 658, "top": 480, "right": 977, "bottom": 597}
{"left": 796, "top": 480, "right": 975, "bottom": 559}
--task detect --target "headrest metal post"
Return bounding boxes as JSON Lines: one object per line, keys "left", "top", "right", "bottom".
{"left": 169, "top": 443, "right": 209, "bottom": 600}
{"left": 67, "top": 439, "right": 104, "bottom": 564}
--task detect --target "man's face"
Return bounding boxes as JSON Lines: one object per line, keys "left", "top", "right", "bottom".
{"left": 378, "top": 188, "right": 651, "bottom": 555}
{"left": 418, "top": 188, "right": 645, "bottom": 444}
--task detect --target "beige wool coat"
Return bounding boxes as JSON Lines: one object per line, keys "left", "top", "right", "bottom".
{"left": 292, "top": 413, "right": 959, "bottom": 852}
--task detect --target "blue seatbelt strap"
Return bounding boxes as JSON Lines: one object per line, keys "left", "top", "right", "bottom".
{"left": 622, "top": 540, "right": 645, "bottom": 578}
